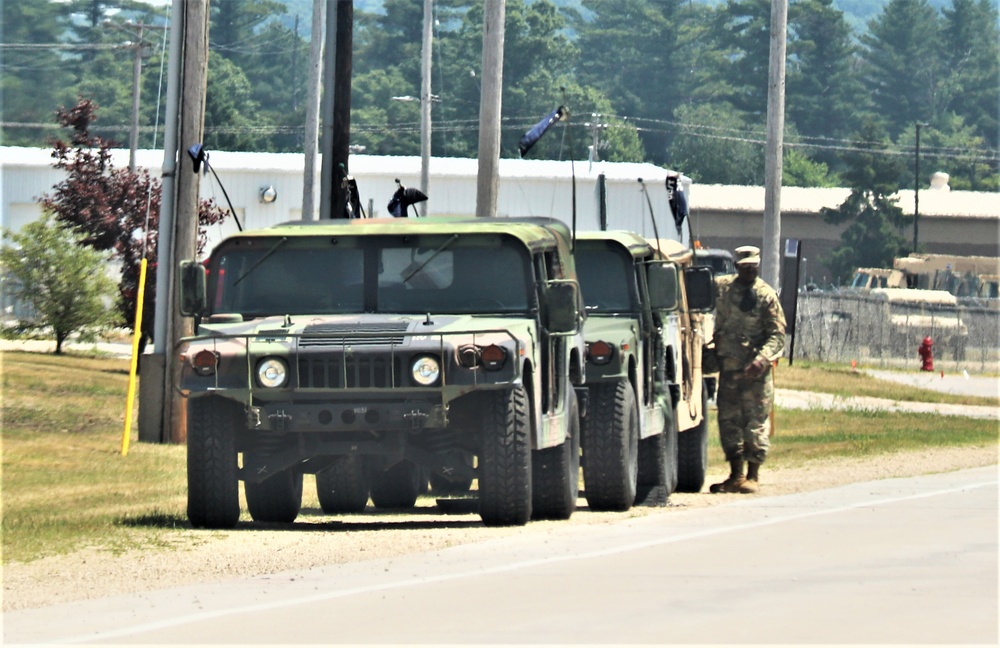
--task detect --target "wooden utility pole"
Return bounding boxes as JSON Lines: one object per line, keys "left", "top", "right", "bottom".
{"left": 321, "top": 0, "right": 353, "bottom": 219}
{"left": 302, "top": 0, "right": 325, "bottom": 220}
{"left": 762, "top": 0, "right": 787, "bottom": 289}
{"left": 419, "top": 0, "right": 433, "bottom": 216}
{"left": 163, "top": 0, "right": 210, "bottom": 443}
{"left": 475, "top": 0, "right": 505, "bottom": 218}
{"left": 139, "top": 0, "right": 184, "bottom": 443}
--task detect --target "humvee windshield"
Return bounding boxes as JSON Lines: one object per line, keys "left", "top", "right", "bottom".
{"left": 575, "top": 243, "right": 639, "bottom": 313}
{"left": 208, "top": 234, "right": 533, "bottom": 317}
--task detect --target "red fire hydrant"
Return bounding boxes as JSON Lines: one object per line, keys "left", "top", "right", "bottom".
{"left": 918, "top": 336, "right": 934, "bottom": 372}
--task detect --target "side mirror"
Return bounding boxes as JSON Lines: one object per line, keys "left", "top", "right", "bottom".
{"left": 179, "top": 260, "right": 207, "bottom": 317}
{"left": 546, "top": 281, "right": 581, "bottom": 334}
{"left": 647, "top": 262, "right": 679, "bottom": 311}
{"left": 684, "top": 266, "right": 716, "bottom": 312}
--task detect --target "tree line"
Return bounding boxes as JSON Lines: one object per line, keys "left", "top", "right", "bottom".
{"left": 3, "top": 0, "right": 997, "bottom": 191}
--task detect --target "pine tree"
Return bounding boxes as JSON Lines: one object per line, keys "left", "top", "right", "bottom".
{"left": 821, "top": 123, "right": 908, "bottom": 284}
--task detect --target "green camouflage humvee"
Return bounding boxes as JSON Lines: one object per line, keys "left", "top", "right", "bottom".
{"left": 176, "top": 216, "right": 585, "bottom": 528}
{"left": 575, "top": 233, "right": 715, "bottom": 509}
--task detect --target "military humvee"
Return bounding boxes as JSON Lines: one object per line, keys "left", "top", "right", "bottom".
{"left": 575, "top": 233, "right": 715, "bottom": 508}
{"left": 176, "top": 216, "right": 585, "bottom": 528}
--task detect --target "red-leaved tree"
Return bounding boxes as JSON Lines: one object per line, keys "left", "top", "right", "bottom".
{"left": 39, "top": 99, "right": 229, "bottom": 349}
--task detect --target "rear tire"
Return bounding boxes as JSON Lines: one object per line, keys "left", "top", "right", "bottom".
{"left": 635, "top": 407, "right": 679, "bottom": 506}
{"left": 677, "top": 384, "right": 710, "bottom": 492}
{"left": 532, "top": 390, "right": 580, "bottom": 520}
{"left": 316, "top": 456, "right": 370, "bottom": 513}
{"left": 245, "top": 468, "right": 303, "bottom": 523}
{"left": 478, "top": 386, "right": 532, "bottom": 526}
{"left": 370, "top": 460, "right": 422, "bottom": 509}
{"left": 187, "top": 397, "right": 241, "bottom": 529}
{"left": 582, "top": 380, "right": 638, "bottom": 512}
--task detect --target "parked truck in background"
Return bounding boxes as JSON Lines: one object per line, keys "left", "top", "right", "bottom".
{"left": 176, "top": 216, "right": 586, "bottom": 529}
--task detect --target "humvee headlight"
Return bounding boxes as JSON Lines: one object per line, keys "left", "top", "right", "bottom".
{"left": 256, "top": 357, "right": 289, "bottom": 388}
{"left": 587, "top": 340, "right": 614, "bottom": 365}
{"left": 411, "top": 355, "right": 441, "bottom": 386}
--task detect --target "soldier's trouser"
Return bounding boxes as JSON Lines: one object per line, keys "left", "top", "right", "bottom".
{"left": 716, "top": 370, "right": 772, "bottom": 464}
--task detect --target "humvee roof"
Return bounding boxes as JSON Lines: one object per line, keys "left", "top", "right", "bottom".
{"left": 237, "top": 217, "right": 563, "bottom": 254}
{"left": 576, "top": 230, "right": 655, "bottom": 258}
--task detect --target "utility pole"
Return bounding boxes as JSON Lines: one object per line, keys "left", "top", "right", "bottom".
{"left": 163, "top": 0, "right": 210, "bottom": 444}
{"left": 475, "top": 0, "right": 505, "bottom": 218}
{"left": 140, "top": 0, "right": 184, "bottom": 444}
{"left": 103, "top": 21, "right": 165, "bottom": 170}
{"left": 419, "top": 0, "right": 433, "bottom": 216}
{"left": 913, "top": 122, "right": 929, "bottom": 252}
{"left": 302, "top": 0, "right": 325, "bottom": 220}
{"left": 761, "top": 0, "right": 788, "bottom": 290}
{"left": 321, "top": 0, "right": 353, "bottom": 219}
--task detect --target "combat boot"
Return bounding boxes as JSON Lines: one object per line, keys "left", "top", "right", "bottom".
{"left": 709, "top": 459, "right": 746, "bottom": 493}
{"left": 741, "top": 462, "right": 760, "bottom": 493}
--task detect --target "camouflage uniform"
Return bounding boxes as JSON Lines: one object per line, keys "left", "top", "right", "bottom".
{"left": 713, "top": 272, "right": 786, "bottom": 466}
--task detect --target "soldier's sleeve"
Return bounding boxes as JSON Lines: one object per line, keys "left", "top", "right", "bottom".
{"left": 755, "top": 290, "right": 786, "bottom": 362}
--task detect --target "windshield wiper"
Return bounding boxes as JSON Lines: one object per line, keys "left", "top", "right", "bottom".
{"left": 233, "top": 237, "right": 289, "bottom": 286}
{"left": 401, "top": 234, "right": 459, "bottom": 284}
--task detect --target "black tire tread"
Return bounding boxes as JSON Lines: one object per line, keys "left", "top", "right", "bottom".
{"left": 582, "top": 380, "right": 638, "bottom": 512}
{"left": 187, "top": 397, "right": 241, "bottom": 529}
{"left": 478, "top": 386, "right": 532, "bottom": 527}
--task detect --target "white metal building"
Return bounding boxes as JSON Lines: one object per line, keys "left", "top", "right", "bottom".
{"left": 1, "top": 146, "right": 693, "bottom": 254}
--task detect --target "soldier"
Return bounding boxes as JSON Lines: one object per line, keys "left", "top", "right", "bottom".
{"left": 709, "top": 245, "right": 786, "bottom": 494}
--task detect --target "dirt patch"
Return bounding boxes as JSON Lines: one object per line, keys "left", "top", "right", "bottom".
{"left": 3, "top": 445, "right": 994, "bottom": 612}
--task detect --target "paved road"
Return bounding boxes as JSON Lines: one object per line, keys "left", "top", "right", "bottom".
{"left": 5, "top": 466, "right": 996, "bottom": 645}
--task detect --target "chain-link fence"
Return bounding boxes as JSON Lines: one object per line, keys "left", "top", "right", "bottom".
{"left": 791, "top": 291, "right": 1000, "bottom": 373}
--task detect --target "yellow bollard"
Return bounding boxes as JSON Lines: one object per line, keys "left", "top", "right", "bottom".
{"left": 121, "top": 258, "right": 147, "bottom": 456}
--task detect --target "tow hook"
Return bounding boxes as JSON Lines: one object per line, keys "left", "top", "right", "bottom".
{"left": 403, "top": 410, "right": 428, "bottom": 429}
{"left": 268, "top": 409, "right": 293, "bottom": 430}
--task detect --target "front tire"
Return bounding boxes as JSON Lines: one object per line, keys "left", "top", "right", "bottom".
{"left": 582, "top": 380, "right": 638, "bottom": 512}
{"left": 478, "top": 386, "right": 532, "bottom": 526}
{"left": 187, "top": 397, "right": 241, "bottom": 529}
{"left": 316, "top": 456, "right": 370, "bottom": 513}
{"left": 532, "top": 389, "right": 580, "bottom": 520}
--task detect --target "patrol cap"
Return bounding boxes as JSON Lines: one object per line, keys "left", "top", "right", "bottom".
{"left": 734, "top": 245, "right": 760, "bottom": 266}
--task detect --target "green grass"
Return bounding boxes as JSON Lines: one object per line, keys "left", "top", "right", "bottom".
{"left": 2, "top": 350, "right": 997, "bottom": 565}
{"left": 775, "top": 359, "right": 1000, "bottom": 407}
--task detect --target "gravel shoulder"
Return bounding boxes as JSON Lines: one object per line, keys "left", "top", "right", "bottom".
{"left": 3, "top": 444, "right": 995, "bottom": 612}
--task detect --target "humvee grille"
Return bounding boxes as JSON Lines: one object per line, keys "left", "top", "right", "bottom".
{"left": 298, "top": 355, "right": 403, "bottom": 388}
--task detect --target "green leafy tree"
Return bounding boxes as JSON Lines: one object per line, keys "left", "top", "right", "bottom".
{"left": 939, "top": 0, "right": 999, "bottom": 155}
{"left": 787, "top": 0, "right": 869, "bottom": 170}
{"left": 574, "top": 0, "right": 687, "bottom": 163}
{"left": 204, "top": 52, "right": 268, "bottom": 151}
{"left": 708, "top": 0, "right": 773, "bottom": 119}
{"left": 38, "top": 99, "right": 229, "bottom": 348}
{"left": 0, "top": 0, "right": 79, "bottom": 145}
{"left": 821, "top": 123, "right": 908, "bottom": 284}
{"left": 860, "top": 0, "right": 942, "bottom": 138}
{"left": 897, "top": 116, "right": 998, "bottom": 192}
{"left": 669, "top": 102, "right": 765, "bottom": 185}
{"left": 1, "top": 215, "right": 117, "bottom": 354}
